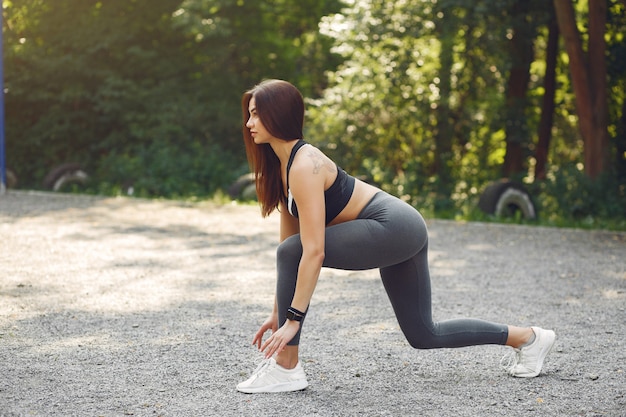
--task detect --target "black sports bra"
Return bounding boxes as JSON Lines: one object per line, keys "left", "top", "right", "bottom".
{"left": 284, "top": 140, "right": 355, "bottom": 225}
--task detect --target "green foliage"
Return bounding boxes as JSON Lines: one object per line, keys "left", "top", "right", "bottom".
{"left": 2, "top": 0, "right": 624, "bottom": 230}
{"left": 534, "top": 164, "right": 626, "bottom": 227}
{"left": 310, "top": 0, "right": 440, "bottom": 186}
{"left": 607, "top": 0, "right": 626, "bottom": 181}
{"left": 5, "top": 0, "right": 206, "bottom": 188}
{"left": 308, "top": 0, "right": 522, "bottom": 208}
{"left": 94, "top": 139, "right": 238, "bottom": 198}
{"left": 171, "top": 0, "right": 343, "bottom": 152}
{"left": 306, "top": 0, "right": 625, "bottom": 228}
{"left": 3, "top": 0, "right": 341, "bottom": 195}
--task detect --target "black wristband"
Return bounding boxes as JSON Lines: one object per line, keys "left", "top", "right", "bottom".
{"left": 286, "top": 307, "right": 306, "bottom": 322}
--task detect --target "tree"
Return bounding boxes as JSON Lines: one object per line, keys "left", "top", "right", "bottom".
{"left": 501, "top": 0, "right": 537, "bottom": 177}
{"left": 605, "top": 0, "right": 626, "bottom": 182}
{"left": 553, "top": 0, "right": 609, "bottom": 178}
{"left": 173, "top": 0, "right": 343, "bottom": 151}
{"left": 311, "top": 0, "right": 534, "bottom": 206}
{"left": 3, "top": 0, "right": 341, "bottom": 194}
{"left": 4, "top": 0, "right": 204, "bottom": 187}
{"left": 533, "top": 6, "right": 559, "bottom": 181}
{"left": 310, "top": 0, "right": 443, "bottom": 198}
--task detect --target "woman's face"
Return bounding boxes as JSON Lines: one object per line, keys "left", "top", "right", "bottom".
{"left": 246, "top": 97, "right": 273, "bottom": 145}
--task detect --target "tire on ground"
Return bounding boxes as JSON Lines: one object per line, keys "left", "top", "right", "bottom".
{"left": 228, "top": 173, "right": 257, "bottom": 200}
{"left": 478, "top": 179, "right": 536, "bottom": 220}
{"left": 5, "top": 168, "right": 18, "bottom": 188}
{"left": 43, "top": 163, "right": 89, "bottom": 192}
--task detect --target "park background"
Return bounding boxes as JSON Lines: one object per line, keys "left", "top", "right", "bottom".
{"left": 2, "top": 0, "right": 625, "bottom": 229}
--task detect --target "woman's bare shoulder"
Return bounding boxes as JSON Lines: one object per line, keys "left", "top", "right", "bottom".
{"left": 295, "top": 145, "right": 336, "bottom": 176}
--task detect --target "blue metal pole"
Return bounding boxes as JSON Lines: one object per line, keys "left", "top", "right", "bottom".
{"left": 0, "top": 5, "right": 6, "bottom": 193}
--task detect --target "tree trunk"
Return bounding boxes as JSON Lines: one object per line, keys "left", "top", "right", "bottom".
{"left": 618, "top": 99, "right": 626, "bottom": 178}
{"left": 553, "top": 0, "right": 609, "bottom": 178}
{"left": 433, "top": 23, "right": 455, "bottom": 200}
{"left": 502, "top": 0, "right": 534, "bottom": 177}
{"left": 535, "top": 8, "right": 559, "bottom": 181}
{"left": 588, "top": 0, "right": 609, "bottom": 177}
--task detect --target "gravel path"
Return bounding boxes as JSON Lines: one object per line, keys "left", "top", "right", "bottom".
{"left": 0, "top": 190, "right": 625, "bottom": 417}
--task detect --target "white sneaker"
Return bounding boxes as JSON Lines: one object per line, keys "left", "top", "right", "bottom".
{"left": 501, "top": 326, "right": 556, "bottom": 378}
{"left": 236, "top": 358, "right": 309, "bottom": 393}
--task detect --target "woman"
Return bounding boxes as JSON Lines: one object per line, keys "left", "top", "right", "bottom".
{"left": 236, "top": 79, "right": 556, "bottom": 394}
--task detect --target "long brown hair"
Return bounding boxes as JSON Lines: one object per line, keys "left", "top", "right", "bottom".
{"left": 242, "top": 79, "right": 304, "bottom": 217}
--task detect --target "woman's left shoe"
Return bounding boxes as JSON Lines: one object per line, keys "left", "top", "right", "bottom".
{"left": 501, "top": 326, "right": 556, "bottom": 378}
{"left": 237, "top": 358, "right": 309, "bottom": 393}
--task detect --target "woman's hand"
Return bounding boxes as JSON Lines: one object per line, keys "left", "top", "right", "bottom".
{"left": 260, "top": 320, "right": 300, "bottom": 359}
{"left": 252, "top": 313, "right": 279, "bottom": 350}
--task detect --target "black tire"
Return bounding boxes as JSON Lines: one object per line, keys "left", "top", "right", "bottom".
{"left": 5, "top": 168, "right": 18, "bottom": 188}
{"left": 228, "top": 173, "right": 256, "bottom": 199}
{"left": 43, "top": 163, "right": 89, "bottom": 192}
{"left": 478, "top": 179, "right": 536, "bottom": 220}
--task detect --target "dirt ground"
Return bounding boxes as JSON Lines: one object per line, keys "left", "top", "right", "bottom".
{"left": 0, "top": 190, "right": 625, "bottom": 417}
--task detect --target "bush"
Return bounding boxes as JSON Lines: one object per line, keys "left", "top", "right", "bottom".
{"left": 534, "top": 164, "right": 626, "bottom": 229}
{"left": 92, "top": 139, "right": 240, "bottom": 199}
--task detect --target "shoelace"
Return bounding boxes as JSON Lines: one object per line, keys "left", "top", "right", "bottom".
{"left": 499, "top": 349, "right": 520, "bottom": 373}
{"left": 249, "top": 359, "right": 273, "bottom": 380}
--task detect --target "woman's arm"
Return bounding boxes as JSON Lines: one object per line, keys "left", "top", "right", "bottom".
{"left": 259, "top": 151, "right": 328, "bottom": 358}
{"left": 279, "top": 201, "right": 300, "bottom": 242}
{"left": 251, "top": 203, "right": 300, "bottom": 350}
{"left": 282, "top": 158, "right": 327, "bottom": 313}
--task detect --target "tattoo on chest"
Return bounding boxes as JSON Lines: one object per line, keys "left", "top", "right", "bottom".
{"left": 306, "top": 150, "right": 336, "bottom": 174}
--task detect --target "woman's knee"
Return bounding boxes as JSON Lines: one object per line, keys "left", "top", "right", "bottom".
{"left": 276, "top": 234, "right": 302, "bottom": 262}
{"left": 407, "top": 337, "right": 438, "bottom": 350}
{"left": 401, "top": 325, "right": 439, "bottom": 349}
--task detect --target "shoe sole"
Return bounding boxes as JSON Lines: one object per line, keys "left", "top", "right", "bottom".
{"left": 237, "top": 379, "right": 309, "bottom": 394}
{"left": 513, "top": 329, "right": 556, "bottom": 378}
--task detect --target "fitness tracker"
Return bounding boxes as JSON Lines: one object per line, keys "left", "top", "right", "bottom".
{"left": 286, "top": 307, "right": 306, "bottom": 322}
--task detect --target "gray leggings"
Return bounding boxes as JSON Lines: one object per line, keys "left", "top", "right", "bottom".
{"left": 277, "top": 192, "right": 509, "bottom": 347}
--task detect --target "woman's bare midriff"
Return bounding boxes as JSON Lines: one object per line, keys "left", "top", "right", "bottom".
{"left": 327, "top": 179, "right": 381, "bottom": 226}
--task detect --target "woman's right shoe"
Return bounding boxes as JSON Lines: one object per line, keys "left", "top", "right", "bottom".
{"left": 236, "top": 358, "right": 309, "bottom": 393}
{"left": 501, "top": 326, "right": 556, "bottom": 378}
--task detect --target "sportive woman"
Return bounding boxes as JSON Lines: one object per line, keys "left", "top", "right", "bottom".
{"left": 236, "top": 79, "right": 556, "bottom": 393}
